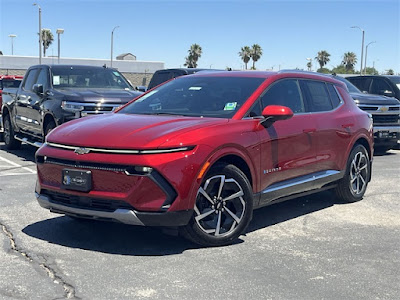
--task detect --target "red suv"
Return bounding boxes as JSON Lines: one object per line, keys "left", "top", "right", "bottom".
{"left": 35, "top": 71, "right": 373, "bottom": 246}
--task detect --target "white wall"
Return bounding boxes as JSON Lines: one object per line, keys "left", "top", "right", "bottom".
{"left": 0, "top": 55, "right": 164, "bottom": 73}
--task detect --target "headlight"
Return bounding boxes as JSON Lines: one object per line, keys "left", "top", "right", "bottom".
{"left": 61, "top": 101, "right": 84, "bottom": 112}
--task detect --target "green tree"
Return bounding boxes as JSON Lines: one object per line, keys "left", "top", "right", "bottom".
{"left": 317, "top": 67, "right": 331, "bottom": 74}
{"left": 250, "top": 44, "right": 263, "bottom": 70}
{"left": 238, "top": 46, "right": 251, "bottom": 70}
{"left": 386, "top": 69, "right": 394, "bottom": 75}
{"left": 342, "top": 52, "right": 357, "bottom": 72}
{"left": 331, "top": 64, "right": 347, "bottom": 74}
{"left": 364, "top": 67, "right": 379, "bottom": 75}
{"left": 184, "top": 44, "right": 202, "bottom": 68}
{"left": 41, "top": 29, "right": 54, "bottom": 57}
{"left": 315, "top": 50, "right": 331, "bottom": 69}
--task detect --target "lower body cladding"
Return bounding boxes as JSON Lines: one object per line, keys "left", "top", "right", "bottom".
{"left": 35, "top": 192, "right": 193, "bottom": 226}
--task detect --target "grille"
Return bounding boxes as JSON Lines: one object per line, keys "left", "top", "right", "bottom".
{"left": 372, "top": 115, "right": 400, "bottom": 124}
{"left": 359, "top": 106, "right": 378, "bottom": 111}
{"left": 389, "top": 107, "right": 400, "bottom": 111}
{"left": 43, "top": 190, "right": 134, "bottom": 212}
{"left": 42, "top": 157, "right": 127, "bottom": 172}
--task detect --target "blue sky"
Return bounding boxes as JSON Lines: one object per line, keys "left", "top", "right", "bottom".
{"left": 1, "top": 0, "right": 399, "bottom": 73}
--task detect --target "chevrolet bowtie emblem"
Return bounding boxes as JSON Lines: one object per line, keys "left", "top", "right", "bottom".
{"left": 379, "top": 106, "right": 389, "bottom": 112}
{"left": 74, "top": 147, "right": 90, "bottom": 155}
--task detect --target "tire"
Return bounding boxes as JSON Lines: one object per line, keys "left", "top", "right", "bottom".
{"left": 44, "top": 120, "right": 56, "bottom": 137}
{"left": 3, "top": 114, "right": 21, "bottom": 150}
{"left": 335, "top": 144, "right": 370, "bottom": 203}
{"left": 180, "top": 163, "right": 253, "bottom": 246}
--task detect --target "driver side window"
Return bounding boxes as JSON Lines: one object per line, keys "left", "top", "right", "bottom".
{"left": 260, "top": 79, "right": 305, "bottom": 113}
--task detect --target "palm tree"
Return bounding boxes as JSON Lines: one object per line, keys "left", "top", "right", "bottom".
{"left": 41, "top": 29, "right": 54, "bottom": 57}
{"left": 184, "top": 44, "right": 202, "bottom": 68}
{"left": 250, "top": 44, "right": 263, "bottom": 70}
{"left": 238, "top": 46, "right": 251, "bottom": 70}
{"left": 315, "top": 50, "right": 331, "bottom": 69}
{"left": 342, "top": 52, "right": 357, "bottom": 72}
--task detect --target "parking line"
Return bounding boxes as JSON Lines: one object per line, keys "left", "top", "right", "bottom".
{"left": 0, "top": 156, "right": 36, "bottom": 174}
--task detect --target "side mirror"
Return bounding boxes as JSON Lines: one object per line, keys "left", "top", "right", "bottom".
{"left": 32, "top": 84, "right": 44, "bottom": 95}
{"left": 262, "top": 105, "right": 294, "bottom": 121}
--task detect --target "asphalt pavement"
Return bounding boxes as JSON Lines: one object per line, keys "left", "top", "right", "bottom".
{"left": 0, "top": 142, "right": 399, "bottom": 299}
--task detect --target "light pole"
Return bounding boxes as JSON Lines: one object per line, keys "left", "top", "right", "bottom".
{"left": 33, "top": 3, "right": 42, "bottom": 64}
{"left": 56, "top": 28, "right": 64, "bottom": 64}
{"left": 8, "top": 34, "right": 17, "bottom": 55}
{"left": 351, "top": 26, "right": 365, "bottom": 75}
{"left": 306, "top": 58, "right": 312, "bottom": 71}
{"left": 364, "top": 41, "right": 376, "bottom": 74}
{"left": 110, "top": 26, "right": 119, "bottom": 67}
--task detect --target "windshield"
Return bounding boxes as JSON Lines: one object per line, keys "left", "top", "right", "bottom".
{"left": 386, "top": 76, "right": 400, "bottom": 90}
{"left": 51, "top": 67, "right": 132, "bottom": 90}
{"left": 119, "top": 76, "right": 265, "bottom": 118}
{"left": 334, "top": 76, "right": 361, "bottom": 93}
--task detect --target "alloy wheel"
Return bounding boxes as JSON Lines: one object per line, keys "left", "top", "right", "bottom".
{"left": 194, "top": 175, "right": 246, "bottom": 236}
{"left": 349, "top": 151, "right": 369, "bottom": 195}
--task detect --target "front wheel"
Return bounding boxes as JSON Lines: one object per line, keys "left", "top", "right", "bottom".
{"left": 3, "top": 114, "right": 21, "bottom": 150}
{"left": 180, "top": 163, "right": 253, "bottom": 246}
{"left": 335, "top": 144, "right": 370, "bottom": 202}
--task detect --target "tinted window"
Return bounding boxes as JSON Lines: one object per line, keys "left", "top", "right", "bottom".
{"left": 36, "top": 68, "right": 49, "bottom": 90}
{"left": 1, "top": 80, "right": 22, "bottom": 89}
{"left": 148, "top": 71, "right": 185, "bottom": 89}
{"left": 119, "top": 76, "right": 265, "bottom": 119}
{"left": 22, "top": 69, "right": 39, "bottom": 91}
{"left": 327, "top": 84, "right": 341, "bottom": 108}
{"left": 370, "top": 78, "right": 393, "bottom": 95}
{"left": 348, "top": 77, "right": 372, "bottom": 93}
{"left": 260, "top": 79, "right": 305, "bottom": 113}
{"left": 303, "top": 81, "right": 333, "bottom": 112}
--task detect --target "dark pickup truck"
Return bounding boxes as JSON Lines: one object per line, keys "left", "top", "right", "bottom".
{"left": 335, "top": 76, "right": 400, "bottom": 152}
{"left": 1, "top": 64, "right": 142, "bottom": 149}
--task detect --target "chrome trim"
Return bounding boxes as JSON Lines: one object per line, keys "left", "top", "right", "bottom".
{"left": 15, "top": 135, "right": 43, "bottom": 148}
{"left": 373, "top": 126, "right": 400, "bottom": 133}
{"left": 46, "top": 142, "right": 194, "bottom": 155}
{"left": 36, "top": 193, "right": 145, "bottom": 226}
{"left": 262, "top": 170, "right": 341, "bottom": 194}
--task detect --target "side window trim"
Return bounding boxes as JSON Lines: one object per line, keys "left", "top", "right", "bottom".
{"left": 21, "top": 68, "right": 40, "bottom": 92}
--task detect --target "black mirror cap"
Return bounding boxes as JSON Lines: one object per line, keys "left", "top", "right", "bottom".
{"left": 33, "top": 84, "right": 44, "bottom": 95}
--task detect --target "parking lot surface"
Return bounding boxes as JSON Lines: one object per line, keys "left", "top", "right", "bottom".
{"left": 0, "top": 142, "right": 399, "bottom": 299}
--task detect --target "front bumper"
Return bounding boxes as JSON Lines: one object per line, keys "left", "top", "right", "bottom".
{"left": 36, "top": 192, "right": 193, "bottom": 226}
{"left": 373, "top": 126, "right": 400, "bottom": 145}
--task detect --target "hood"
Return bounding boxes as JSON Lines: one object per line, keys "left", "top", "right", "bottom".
{"left": 56, "top": 88, "right": 142, "bottom": 104}
{"left": 349, "top": 92, "right": 400, "bottom": 105}
{"left": 47, "top": 113, "right": 228, "bottom": 149}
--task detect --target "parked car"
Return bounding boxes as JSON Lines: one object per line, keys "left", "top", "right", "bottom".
{"left": 347, "top": 75, "right": 400, "bottom": 101}
{"left": 1, "top": 65, "right": 142, "bottom": 149}
{"left": 334, "top": 75, "right": 400, "bottom": 153}
{"left": 147, "top": 68, "right": 213, "bottom": 90}
{"left": 0, "top": 75, "right": 23, "bottom": 138}
{"left": 35, "top": 71, "right": 373, "bottom": 246}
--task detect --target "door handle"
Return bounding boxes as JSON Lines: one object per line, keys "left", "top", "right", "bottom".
{"left": 303, "top": 128, "right": 316, "bottom": 133}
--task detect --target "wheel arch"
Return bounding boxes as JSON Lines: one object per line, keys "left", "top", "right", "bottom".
{"left": 352, "top": 137, "right": 373, "bottom": 182}
{"left": 42, "top": 113, "right": 57, "bottom": 135}
{"left": 213, "top": 154, "right": 253, "bottom": 188}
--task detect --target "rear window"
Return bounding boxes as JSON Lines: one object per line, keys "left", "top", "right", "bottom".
{"left": 0, "top": 79, "right": 22, "bottom": 89}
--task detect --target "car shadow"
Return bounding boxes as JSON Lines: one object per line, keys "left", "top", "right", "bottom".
{"left": 23, "top": 191, "right": 342, "bottom": 255}
{"left": 0, "top": 143, "right": 37, "bottom": 163}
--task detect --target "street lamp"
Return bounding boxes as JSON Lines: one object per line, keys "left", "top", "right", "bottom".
{"left": 110, "top": 26, "right": 119, "bottom": 67}
{"left": 33, "top": 3, "right": 42, "bottom": 64}
{"left": 364, "top": 41, "right": 376, "bottom": 74}
{"left": 56, "top": 28, "right": 64, "bottom": 64}
{"left": 8, "top": 34, "right": 17, "bottom": 55}
{"left": 351, "top": 26, "right": 365, "bottom": 75}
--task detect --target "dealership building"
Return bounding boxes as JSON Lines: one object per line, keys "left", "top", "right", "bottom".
{"left": 0, "top": 54, "right": 164, "bottom": 87}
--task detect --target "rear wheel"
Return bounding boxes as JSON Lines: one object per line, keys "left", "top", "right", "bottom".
{"left": 181, "top": 163, "right": 253, "bottom": 246}
{"left": 3, "top": 114, "right": 21, "bottom": 150}
{"left": 335, "top": 144, "right": 370, "bottom": 202}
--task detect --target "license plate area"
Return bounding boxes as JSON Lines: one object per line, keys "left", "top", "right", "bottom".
{"left": 61, "top": 169, "right": 92, "bottom": 192}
